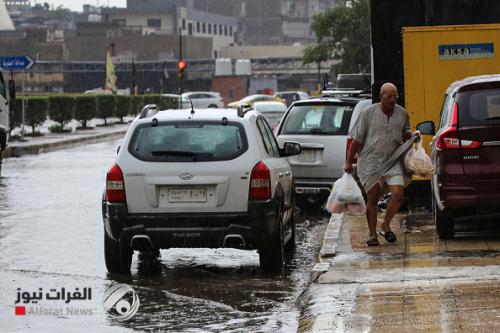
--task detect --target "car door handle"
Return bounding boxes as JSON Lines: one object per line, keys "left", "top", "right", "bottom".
{"left": 301, "top": 143, "right": 324, "bottom": 150}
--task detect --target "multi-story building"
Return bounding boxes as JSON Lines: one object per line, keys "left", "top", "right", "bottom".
{"left": 102, "top": 0, "right": 238, "bottom": 58}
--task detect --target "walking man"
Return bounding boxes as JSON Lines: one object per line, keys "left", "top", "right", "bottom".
{"left": 344, "top": 82, "right": 415, "bottom": 246}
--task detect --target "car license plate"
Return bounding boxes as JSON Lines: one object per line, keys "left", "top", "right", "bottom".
{"left": 298, "top": 150, "right": 315, "bottom": 163}
{"left": 167, "top": 188, "right": 207, "bottom": 202}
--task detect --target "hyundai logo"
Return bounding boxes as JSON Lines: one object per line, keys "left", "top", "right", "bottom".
{"left": 179, "top": 172, "right": 194, "bottom": 180}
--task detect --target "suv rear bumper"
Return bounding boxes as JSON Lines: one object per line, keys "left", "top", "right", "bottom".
{"left": 102, "top": 200, "right": 280, "bottom": 250}
{"left": 294, "top": 177, "right": 336, "bottom": 196}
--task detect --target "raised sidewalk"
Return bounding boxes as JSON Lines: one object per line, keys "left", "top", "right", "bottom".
{"left": 2, "top": 123, "right": 129, "bottom": 158}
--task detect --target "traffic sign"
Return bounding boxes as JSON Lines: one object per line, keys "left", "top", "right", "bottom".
{"left": 0, "top": 56, "right": 34, "bottom": 70}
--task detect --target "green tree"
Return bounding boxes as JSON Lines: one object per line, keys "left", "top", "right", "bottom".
{"left": 304, "top": 0, "right": 370, "bottom": 74}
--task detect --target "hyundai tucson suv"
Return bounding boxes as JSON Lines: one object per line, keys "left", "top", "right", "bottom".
{"left": 417, "top": 74, "right": 500, "bottom": 238}
{"left": 102, "top": 105, "right": 301, "bottom": 273}
{"left": 275, "top": 96, "right": 369, "bottom": 203}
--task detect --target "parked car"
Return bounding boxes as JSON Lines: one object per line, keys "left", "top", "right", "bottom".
{"left": 417, "top": 74, "right": 500, "bottom": 238}
{"left": 275, "top": 95, "right": 370, "bottom": 203}
{"left": 180, "top": 91, "right": 224, "bottom": 108}
{"left": 252, "top": 100, "right": 287, "bottom": 129}
{"left": 102, "top": 105, "right": 302, "bottom": 274}
{"left": 274, "top": 91, "right": 309, "bottom": 107}
{"left": 227, "top": 94, "right": 284, "bottom": 109}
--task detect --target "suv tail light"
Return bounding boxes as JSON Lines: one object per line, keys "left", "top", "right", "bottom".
{"left": 435, "top": 102, "right": 481, "bottom": 149}
{"left": 106, "top": 164, "right": 126, "bottom": 203}
{"left": 346, "top": 138, "right": 358, "bottom": 163}
{"left": 249, "top": 161, "right": 271, "bottom": 201}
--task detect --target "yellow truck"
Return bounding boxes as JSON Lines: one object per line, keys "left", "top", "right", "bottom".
{"left": 403, "top": 23, "right": 500, "bottom": 153}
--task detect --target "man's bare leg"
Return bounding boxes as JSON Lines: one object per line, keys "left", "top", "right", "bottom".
{"left": 382, "top": 184, "right": 404, "bottom": 233}
{"left": 366, "top": 184, "right": 381, "bottom": 239}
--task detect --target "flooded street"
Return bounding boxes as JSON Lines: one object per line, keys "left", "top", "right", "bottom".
{"left": 0, "top": 140, "right": 328, "bottom": 332}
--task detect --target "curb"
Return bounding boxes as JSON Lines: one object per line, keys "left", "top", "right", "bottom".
{"left": 2, "top": 128, "right": 128, "bottom": 158}
{"left": 297, "top": 213, "right": 345, "bottom": 333}
{"left": 309, "top": 213, "right": 344, "bottom": 282}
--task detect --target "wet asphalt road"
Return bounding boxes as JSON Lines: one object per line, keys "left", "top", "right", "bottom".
{"left": 0, "top": 139, "right": 329, "bottom": 332}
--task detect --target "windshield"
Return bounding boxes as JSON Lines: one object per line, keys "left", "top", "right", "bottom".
{"left": 129, "top": 121, "right": 247, "bottom": 162}
{"left": 281, "top": 103, "right": 353, "bottom": 135}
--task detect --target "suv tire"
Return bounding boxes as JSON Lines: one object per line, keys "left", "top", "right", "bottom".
{"left": 259, "top": 208, "right": 285, "bottom": 272}
{"left": 433, "top": 196, "right": 454, "bottom": 239}
{"left": 104, "top": 232, "right": 133, "bottom": 274}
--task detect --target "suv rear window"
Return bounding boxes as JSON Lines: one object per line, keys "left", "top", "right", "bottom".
{"left": 128, "top": 121, "right": 248, "bottom": 162}
{"left": 280, "top": 103, "right": 353, "bottom": 135}
{"left": 457, "top": 88, "right": 500, "bottom": 126}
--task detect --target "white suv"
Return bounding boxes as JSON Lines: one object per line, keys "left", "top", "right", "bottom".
{"left": 181, "top": 91, "right": 224, "bottom": 108}
{"left": 275, "top": 96, "right": 370, "bottom": 203}
{"left": 102, "top": 105, "right": 301, "bottom": 274}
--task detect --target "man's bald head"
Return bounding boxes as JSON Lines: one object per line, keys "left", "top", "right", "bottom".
{"left": 379, "top": 82, "right": 399, "bottom": 113}
{"left": 379, "top": 82, "right": 398, "bottom": 97}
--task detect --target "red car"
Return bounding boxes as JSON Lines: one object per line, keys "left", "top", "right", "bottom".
{"left": 417, "top": 74, "right": 500, "bottom": 238}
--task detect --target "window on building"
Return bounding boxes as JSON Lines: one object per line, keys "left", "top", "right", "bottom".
{"left": 202, "top": 22, "right": 206, "bottom": 33}
{"left": 208, "top": 23, "right": 212, "bottom": 34}
{"left": 147, "top": 18, "right": 161, "bottom": 28}
{"left": 182, "top": 19, "right": 186, "bottom": 30}
{"left": 196, "top": 21, "right": 200, "bottom": 33}
{"left": 188, "top": 22, "right": 193, "bottom": 35}
{"left": 214, "top": 50, "right": 218, "bottom": 58}
{"left": 219, "top": 24, "right": 222, "bottom": 35}
{"left": 224, "top": 26, "right": 228, "bottom": 36}
{"left": 229, "top": 26, "right": 233, "bottom": 36}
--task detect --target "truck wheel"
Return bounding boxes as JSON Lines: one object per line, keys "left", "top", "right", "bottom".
{"left": 433, "top": 196, "right": 454, "bottom": 239}
{"left": 259, "top": 208, "right": 285, "bottom": 273}
{"left": 104, "top": 232, "right": 133, "bottom": 274}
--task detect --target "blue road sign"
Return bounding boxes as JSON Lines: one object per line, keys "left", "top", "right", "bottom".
{"left": 0, "top": 56, "right": 34, "bottom": 70}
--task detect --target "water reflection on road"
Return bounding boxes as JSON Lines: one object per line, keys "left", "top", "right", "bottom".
{"left": 0, "top": 140, "right": 328, "bottom": 332}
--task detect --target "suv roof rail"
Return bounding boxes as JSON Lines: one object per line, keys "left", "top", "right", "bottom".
{"left": 237, "top": 104, "right": 252, "bottom": 118}
{"left": 319, "top": 88, "right": 371, "bottom": 99}
{"left": 139, "top": 104, "right": 158, "bottom": 119}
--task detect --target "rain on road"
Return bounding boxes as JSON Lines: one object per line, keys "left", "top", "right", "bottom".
{"left": 0, "top": 139, "right": 328, "bottom": 332}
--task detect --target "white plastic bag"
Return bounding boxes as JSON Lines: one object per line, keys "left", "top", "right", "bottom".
{"left": 404, "top": 140, "right": 434, "bottom": 178}
{"left": 325, "top": 173, "right": 366, "bottom": 215}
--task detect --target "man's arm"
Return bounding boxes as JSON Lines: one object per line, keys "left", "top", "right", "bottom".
{"left": 344, "top": 139, "right": 361, "bottom": 174}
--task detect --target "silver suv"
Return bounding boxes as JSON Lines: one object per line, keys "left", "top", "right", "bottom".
{"left": 275, "top": 96, "right": 370, "bottom": 203}
{"left": 102, "top": 105, "right": 301, "bottom": 274}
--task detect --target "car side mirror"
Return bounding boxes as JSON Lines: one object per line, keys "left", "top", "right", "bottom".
{"left": 281, "top": 141, "right": 301, "bottom": 157}
{"left": 117, "top": 145, "right": 121, "bottom": 154}
{"left": 416, "top": 121, "right": 435, "bottom": 135}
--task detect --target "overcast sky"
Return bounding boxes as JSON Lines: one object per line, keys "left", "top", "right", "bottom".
{"left": 43, "top": 0, "right": 126, "bottom": 12}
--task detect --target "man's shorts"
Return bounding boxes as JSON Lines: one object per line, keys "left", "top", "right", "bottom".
{"left": 378, "top": 174, "right": 405, "bottom": 187}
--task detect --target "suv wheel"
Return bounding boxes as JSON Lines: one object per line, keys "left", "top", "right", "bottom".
{"left": 433, "top": 196, "right": 454, "bottom": 239}
{"left": 259, "top": 208, "right": 285, "bottom": 272}
{"left": 104, "top": 232, "right": 133, "bottom": 274}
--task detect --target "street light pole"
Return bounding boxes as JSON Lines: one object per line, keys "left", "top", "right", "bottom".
{"left": 178, "top": 27, "right": 183, "bottom": 109}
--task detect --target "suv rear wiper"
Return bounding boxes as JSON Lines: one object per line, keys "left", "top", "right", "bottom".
{"left": 151, "top": 150, "right": 195, "bottom": 157}
{"left": 484, "top": 116, "right": 500, "bottom": 121}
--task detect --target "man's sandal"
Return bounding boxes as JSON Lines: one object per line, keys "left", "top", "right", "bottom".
{"left": 366, "top": 238, "right": 379, "bottom": 247}
{"left": 379, "top": 231, "right": 397, "bottom": 243}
